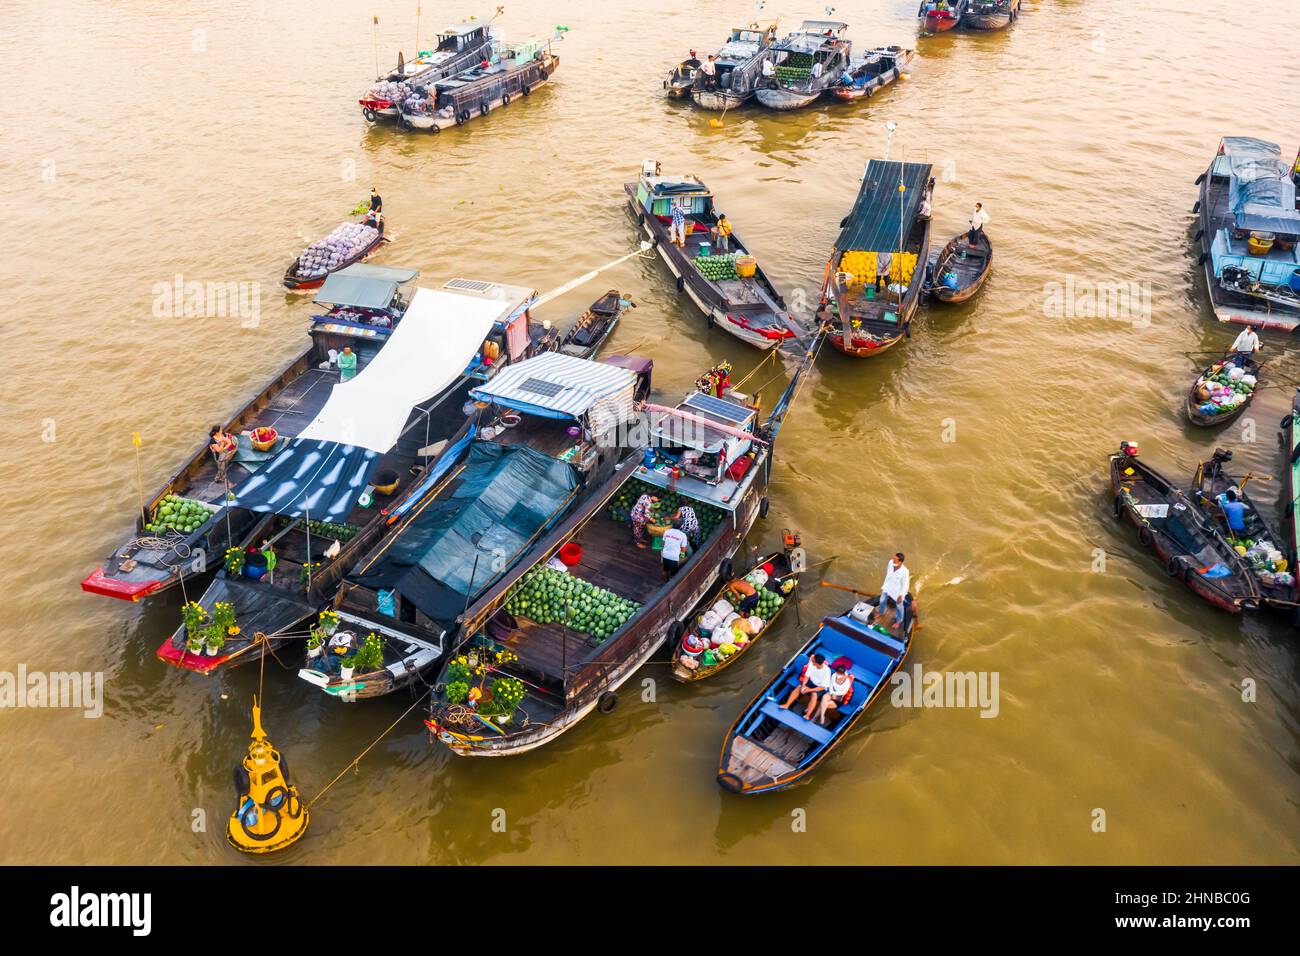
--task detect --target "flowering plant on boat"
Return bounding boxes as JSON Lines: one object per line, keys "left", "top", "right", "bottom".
{"left": 477, "top": 676, "right": 526, "bottom": 718}
{"left": 181, "top": 601, "right": 207, "bottom": 642}
{"left": 445, "top": 654, "right": 473, "bottom": 685}
{"left": 353, "top": 632, "right": 384, "bottom": 672}
{"left": 300, "top": 561, "right": 323, "bottom": 587}
{"left": 317, "top": 609, "right": 340, "bottom": 634}
{"left": 224, "top": 547, "right": 245, "bottom": 574}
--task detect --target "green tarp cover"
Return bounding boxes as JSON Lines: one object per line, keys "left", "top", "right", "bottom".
{"left": 313, "top": 264, "right": 420, "bottom": 309}
{"left": 834, "top": 160, "right": 933, "bottom": 253}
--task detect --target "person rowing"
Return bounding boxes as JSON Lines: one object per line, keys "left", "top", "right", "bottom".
{"left": 1228, "top": 325, "right": 1261, "bottom": 368}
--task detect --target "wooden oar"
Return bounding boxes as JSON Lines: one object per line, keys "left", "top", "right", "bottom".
{"left": 819, "top": 580, "right": 878, "bottom": 598}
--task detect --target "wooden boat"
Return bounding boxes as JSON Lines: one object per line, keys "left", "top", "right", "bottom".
{"left": 717, "top": 599, "right": 915, "bottom": 794}
{"left": 669, "top": 550, "right": 799, "bottom": 682}
{"left": 918, "top": 0, "right": 967, "bottom": 33}
{"left": 398, "top": 40, "right": 558, "bottom": 132}
{"left": 828, "top": 47, "right": 914, "bottom": 102}
{"left": 819, "top": 159, "right": 934, "bottom": 357}
{"left": 754, "top": 21, "right": 853, "bottom": 110}
{"left": 298, "top": 353, "right": 655, "bottom": 700}
{"left": 555, "top": 290, "right": 629, "bottom": 359}
{"left": 1109, "top": 442, "right": 1260, "bottom": 614}
{"left": 1195, "top": 136, "right": 1300, "bottom": 331}
{"left": 426, "top": 344, "right": 822, "bottom": 755}
{"left": 1283, "top": 387, "right": 1300, "bottom": 597}
{"left": 664, "top": 55, "right": 701, "bottom": 98}
{"left": 926, "top": 229, "right": 992, "bottom": 303}
{"left": 626, "top": 163, "right": 803, "bottom": 350}
{"left": 1186, "top": 355, "right": 1261, "bottom": 427}
{"left": 359, "top": 21, "right": 495, "bottom": 122}
{"left": 689, "top": 22, "right": 780, "bottom": 110}
{"left": 283, "top": 222, "right": 388, "bottom": 293}
{"left": 1191, "top": 448, "right": 1298, "bottom": 609}
{"left": 961, "top": 0, "right": 1021, "bottom": 30}
{"left": 81, "top": 268, "right": 421, "bottom": 602}
{"left": 155, "top": 278, "right": 553, "bottom": 675}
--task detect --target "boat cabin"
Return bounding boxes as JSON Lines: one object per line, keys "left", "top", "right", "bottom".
{"left": 1205, "top": 137, "right": 1300, "bottom": 297}
{"left": 411, "top": 40, "right": 551, "bottom": 120}
{"left": 311, "top": 263, "right": 420, "bottom": 354}
{"left": 763, "top": 20, "right": 850, "bottom": 80}
{"left": 648, "top": 390, "right": 758, "bottom": 490}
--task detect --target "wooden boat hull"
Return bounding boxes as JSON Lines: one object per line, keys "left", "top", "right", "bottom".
{"left": 923, "top": 13, "right": 961, "bottom": 32}
{"left": 754, "top": 86, "right": 822, "bottom": 110}
{"left": 718, "top": 607, "right": 914, "bottom": 793}
{"left": 1185, "top": 357, "right": 1260, "bottom": 427}
{"left": 283, "top": 233, "right": 387, "bottom": 292}
{"left": 398, "top": 56, "right": 558, "bottom": 132}
{"left": 962, "top": 13, "right": 1012, "bottom": 29}
{"left": 1285, "top": 390, "right": 1300, "bottom": 597}
{"left": 1109, "top": 450, "right": 1259, "bottom": 613}
{"left": 928, "top": 230, "right": 992, "bottom": 303}
{"left": 556, "top": 290, "right": 626, "bottom": 359}
{"left": 691, "top": 88, "right": 750, "bottom": 110}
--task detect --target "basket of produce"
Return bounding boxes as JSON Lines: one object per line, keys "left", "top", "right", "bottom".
{"left": 372, "top": 468, "right": 400, "bottom": 496}
{"left": 1247, "top": 232, "right": 1275, "bottom": 255}
{"left": 735, "top": 256, "right": 757, "bottom": 278}
{"left": 250, "top": 426, "right": 279, "bottom": 452}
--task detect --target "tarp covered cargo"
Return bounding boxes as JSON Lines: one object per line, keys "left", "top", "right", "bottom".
{"left": 834, "top": 159, "right": 934, "bottom": 254}
{"left": 229, "top": 438, "right": 379, "bottom": 521}
{"left": 469, "top": 351, "right": 639, "bottom": 435}
{"left": 312, "top": 264, "right": 420, "bottom": 310}
{"left": 300, "top": 285, "right": 516, "bottom": 453}
{"left": 350, "top": 442, "right": 580, "bottom": 626}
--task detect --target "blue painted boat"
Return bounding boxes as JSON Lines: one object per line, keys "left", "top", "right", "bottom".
{"left": 717, "top": 600, "right": 915, "bottom": 794}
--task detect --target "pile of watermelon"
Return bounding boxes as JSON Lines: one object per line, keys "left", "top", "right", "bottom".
{"left": 503, "top": 566, "right": 639, "bottom": 643}
{"left": 146, "top": 495, "right": 215, "bottom": 536}
{"left": 695, "top": 254, "right": 740, "bottom": 282}
{"left": 607, "top": 478, "right": 724, "bottom": 539}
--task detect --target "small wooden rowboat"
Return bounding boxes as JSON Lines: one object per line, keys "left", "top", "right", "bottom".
{"left": 918, "top": 1, "right": 966, "bottom": 33}
{"left": 283, "top": 227, "right": 387, "bottom": 293}
{"left": 717, "top": 598, "right": 915, "bottom": 794}
{"left": 961, "top": 0, "right": 1021, "bottom": 30}
{"left": 1110, "top": 442, "right": 1260, "bottom": 613}
{"left": 1186, "top": 356, "right": 1261, "bottom": 427}
{"left": 927, "top": 230, "right": 992, "bottom": 303}
{"left": 670, "top": 551, "right": 798, "bottom": 682}
{"left": 556, "top": 290, "right": 630, "bottom": 359}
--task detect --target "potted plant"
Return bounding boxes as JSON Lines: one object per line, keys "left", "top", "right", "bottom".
{"left": 317, "top": 609, "right": 340, "bottom": 636}
{"left": 244, "top": 548, "right": 269, "bottom": 580}
{"left": 202, "top": 624, "right": 226, "bottom": 657}
{"left": 224, "top": 547, "right": 245, "bottom": 575}
{"left": 351, "top": 632, "right": 385, "bottom": 674}
{"left": 181, "top": 601, "right": 207, "bottom": 651}
{"left": 338, "top": 654, "right": 357, "bottom": 682}
{"left": 206, "top": 601, "right": 239, "bottom": 656}
{"left": 306, "top": 629, "right": 325, "bottom": 660}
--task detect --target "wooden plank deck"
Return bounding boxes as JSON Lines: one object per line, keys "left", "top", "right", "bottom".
{"left": 728, "top": 736, "right": 797, "bottom": 781}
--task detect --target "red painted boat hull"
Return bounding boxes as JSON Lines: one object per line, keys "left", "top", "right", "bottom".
{"left": 80, "top": 566, "right": 168, "bottom": 601}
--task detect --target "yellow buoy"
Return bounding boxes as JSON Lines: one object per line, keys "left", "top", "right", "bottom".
{"left": 227, "top": 696, "right": 309, "bottom": 854}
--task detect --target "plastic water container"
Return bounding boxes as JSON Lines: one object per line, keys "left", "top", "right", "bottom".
{"left": 642, "top": 447, "right": 656, "bottom": 468}
{"left": 850, "top": 602, "right": 874, "bottom": 624}
{"left": 1289, "top": 269, "right": 1300, "bottom": 294}
{"left": 699, "top": 242, "right": 712, "bottom": 257}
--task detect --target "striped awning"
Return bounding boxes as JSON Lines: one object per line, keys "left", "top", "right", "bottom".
{"left": 229, "top": 438, "right": 379, "bottom": 521}
{"left": 469, "top": 351, "right": 638, "bottom": 433}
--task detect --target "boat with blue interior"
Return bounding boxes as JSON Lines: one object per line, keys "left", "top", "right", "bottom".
{"left": 828, "top": 46, "right": 915, "bottom": 102}
{"left": 626, "top": 161, "right": 803, "bottom": 350}
{"left": 398, "top": 36, "right": 559, "bottom": 132}
{"left": 819, "top": 158, "right": 935, "bottom": 356}
{"left": 80, "top": 266, "right": 420, "bottom": 603}
{"left": 425, "top": 343, "right": 822, "bottom": 756}
{"left": 300, "top": 352, "right": 653, "bottom": 700}
{"left": 718, "top": 597, "right": 916, "bottom": 794}
{"left": 155, "top": 278, "right": 558, "bottom": 674}
{"left": 359, "top": 20, "right": 496, "bottom": 122}
{"left": 688, "top": 21, "right": 780, "bottom": 111}
{"left": 1196, "top": 136, "right": 1300, "bottom": 330}
{"left": 754, "top": 21, "right": 853, "bottom": 111}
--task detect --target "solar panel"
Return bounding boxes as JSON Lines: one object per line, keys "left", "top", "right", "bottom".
{"left": 443, "top": 278, "right": 495, "bottom": 293}
{"left": 519, "top": 377, "right": 565, "bottom": 398}
{"left": 684, "top": 391, "right": 754, "bottom": 425}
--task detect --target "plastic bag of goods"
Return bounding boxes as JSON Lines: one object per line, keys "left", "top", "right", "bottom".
{"left": 746, "top": 568, "right": 769, "bottom": 589}
{"left": 1274, "top": 571, "right": 1295, "bottom": 586}
{"left": 1242, "top": 374, "right": 1257, "bottom": 387}
{"left": 719, "top": 643, "right": 737, "bottom": 658}
{"left": 710, "top": 598, "right": 734, "bottom": 618}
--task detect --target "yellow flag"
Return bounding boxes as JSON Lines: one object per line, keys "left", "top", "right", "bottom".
{"left": 131, "top": 432, "right": 142, "bottom": 448}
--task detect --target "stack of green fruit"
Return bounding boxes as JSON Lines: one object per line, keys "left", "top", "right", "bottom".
{"left": 775, "top": 65, "right": 812, "bottom": 84}
{"left": 695, "top": 253, "right": 739, "bottom": 282}
{"left": 307, "top": 519, "right": 359, "bottom": 542}
{"left": 503, "top": 566, "right": 640, "bottom": 643}
{"left": 606, "top": 478, "right": 726, "bottom": 540}
{"left": 146, "top": 495, "right": 215, "bottom": 536}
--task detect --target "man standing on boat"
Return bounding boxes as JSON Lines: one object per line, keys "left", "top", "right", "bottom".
{"left": 369, "top": 187, "right": 382, "bottom": 213}
{"left": 1228, "top": 324, "right": 1262, "bottom": 367}
{"left": 875, "top": 250, "right": 893, "bottom": 293}
{"left": 715, "top": 214, "right": 732, "bottom": 253}
{"left": 700, "top": 55, "right": 718, "bottom": 89}
{"left": 670, "top": 202, "right": 688, "bottom": 248}
{"left": 967, "top": 202, "right": 989, "bottom": 244}
{"left": 875, "top": 552, "right": 910, "bottom": 619}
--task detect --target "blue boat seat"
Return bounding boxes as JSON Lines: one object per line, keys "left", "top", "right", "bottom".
{"left": 757, "top": 699, "right": 834, "bottom": 745}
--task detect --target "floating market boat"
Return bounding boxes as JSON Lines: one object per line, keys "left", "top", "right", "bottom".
{"left": 1195, "top": 137, "right": 1300, "bottom": 331}
{"left": 299, "top": 353, "right": 655, "bottom": 700}
{"left": 398, "top": 37, "right": 559, "bottom": 132}
{"left": 359, "top": 21, "right": 495, "bottom": 122}
{"left": 664, "top": 54, "right": 701, "bottom": 99}
{"left": 1109, "top": 442, "right": 1260, "bottom": 614}
{"left": 925, "top": 229, "right": 992, "bottom": 303}
{"left": 917, "top": 0, "right": 967, "bottom": 33}
{"left": 555, "top": 290, "right": 630, "bottom": 359}
{"left": 283, "top": 220, "right": 388, "bottom": 293}
{"left": 828, "top": 46, "right": 914, "bottom": 102}
{"left": 1186, "top": 355, "right": 1261, "bottom": 427}
{"left": 960, "top": 0, "right": 1021, "bottom": 30}
{"left": 80, "top": 266, "right": 421, "bottom": 603}
{"left": 689, "top": 22, "right": 780, "bottom": 110}
{"left": 157, "top": 279, "right": 558, "bottom": 674}
{"left": 717, "top": 598, "right": 915, "bottom": 794}
{"left": 1191, "top": 448, "right": 1298, "bottom": 609}
{"left": 1283, "top": 388, "right": 1300, "bottom": 594}
{"left": 626, "top": 162, "right": 803, "bottom": 350}
{"left": 819, "top": 159, "right": 934, "bottom": 357}
{"left": 669, "top": 549, "right": 800, "bottom": 682}
{"left": 426, "top": 345, "right": 822, "bottom": 756}
{"left": 754, "top": 21, "right": 853, "bottom": 111}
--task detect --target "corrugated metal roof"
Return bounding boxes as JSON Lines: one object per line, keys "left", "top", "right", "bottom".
{"left": 834, "top": 159, "right": 933, "bottom": 254}
{"left": 470, "top": 351, "right": 638, "bottom": 421}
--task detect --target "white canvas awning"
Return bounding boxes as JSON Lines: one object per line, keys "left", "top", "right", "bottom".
{"left": 298, "top": 286, "right": 512, "bottom": 453}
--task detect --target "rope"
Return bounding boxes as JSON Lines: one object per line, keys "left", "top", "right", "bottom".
{"left": 306, "top": 693, "right": 427, "bottom": 810}
{"left": 732, "top": 349, "right": 776, "bottom": 389}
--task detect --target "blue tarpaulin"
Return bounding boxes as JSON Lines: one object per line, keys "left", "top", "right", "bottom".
{"left": 229, "top": 438, "right": 379, "bottom": 521}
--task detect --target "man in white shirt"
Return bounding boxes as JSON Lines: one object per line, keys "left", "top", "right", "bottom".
{"left": 699, "top": 55, "right": 717, "bottom": 88}
{"left": 660, "top": 520, "right": 690, "bottom": 579}
{"left": 811, "top": 59, "right": 824, "bottom": 79}
{"left": 780, "top": 652, "right": 831, "bottom": 719}
{"left": 877, "top": 552, "right": 910, "bottom": 617}
{"left": 967, "top": 202, "right": 989, "bottom": 244}
{"left": 1229, "top": 325, "right": 1262, "bottom": 367}
{"left": 761, "top": 57, "right": 775, "bottom": 78}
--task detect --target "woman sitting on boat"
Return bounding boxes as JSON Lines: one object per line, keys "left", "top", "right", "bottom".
{"left": 779, "top": 652, "right": 831, "bottom": 719}
{"left": 813, "top": 663, "right": 855, "bottom": 726}
{"left": 630, "top": 493, "right": 659, "bottom": 549}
